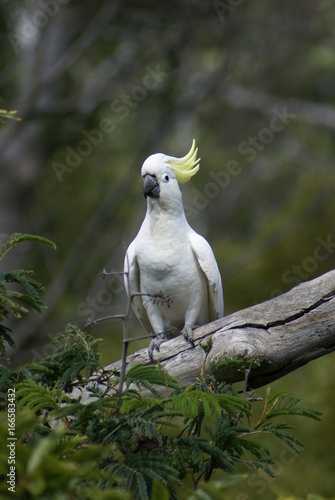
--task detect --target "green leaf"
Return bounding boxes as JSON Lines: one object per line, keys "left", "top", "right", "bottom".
{"left": 0, "top": 109, "right": 21, "bottom": 122}
{"left": 136, "top": 472, "right": 149, "bottom": 500}
{"left": 264, "top": 390, "right": 322, "bottom": 422}
{"left": 45, "top": 322, "right": 103, "bottom": 388}
{"left": 0, "top": 232, "right": 56, "bottom": 262}
{"left": 169, "top": 389, "right": 248, "bottom": 419}
{"left": 152, "top": 480, "right": 170, "bottom": 500}
{"left": 0, "top": 234, "right": 56, "bottom": 358}
{"left": 16, "top": 379, "right": 71, "bottom": 413}
{"left": 125, "top": 363, "right": 179, "bottom": 391}
{"left": 180, "top": 436, "right": 236, "bottom": 474}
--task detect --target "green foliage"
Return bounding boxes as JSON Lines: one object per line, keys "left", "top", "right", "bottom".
{"left": 262, "top": 388, "right": 322, "bottom": 421}
{"left": 125, "top": 362, "right": 179, "bottom": 394}
{"left": 0, "top": 233, "right": 56, "bottom": 358}
{"left": 210, "top": 355, "right": 261, "bottom": 381}
{"left": 0, "top": 321, "right": 322, "bottom": 499}
{"left": 42, "top": 322, "right": 103, "bottom": 390}
{"left": 0, "top": 109, "right": 21, "bottom": 123}
{"left": 0, "top": 232, "right": 56, "bottom": 262}
{"left": 0, "top": 408, "right": 127, "bottom": 499}
{"left": 252, "top": 387, "right": 322, "bottom": 455}
{"left": 15, "top": 379, "right": 71, "bottom": 413}
{"left": 168, "top": 388, "right": 248, "bottom": 419}
{"left": 0, "top": 236, "right": 324, "bottom": 498}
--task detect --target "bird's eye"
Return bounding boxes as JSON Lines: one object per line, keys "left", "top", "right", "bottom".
{"left": 163, "top": 174, "right": 169, "bottom": 182}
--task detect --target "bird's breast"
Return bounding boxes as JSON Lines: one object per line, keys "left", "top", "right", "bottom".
{"left": 138, "top": 243, "right": 183, "bottom": 281}
{"left": 135, "top": 234, "right": 209, "bottom": 328}
{"left": 137, "top": 240, "right": 202, "bottom": 294}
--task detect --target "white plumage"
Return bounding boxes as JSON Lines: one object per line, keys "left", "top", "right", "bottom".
{"left": 124, "top": 140, "right": 223, "bottom": 360}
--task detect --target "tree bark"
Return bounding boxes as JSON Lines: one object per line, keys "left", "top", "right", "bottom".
{"left": 103, "top": 270, "right": 335, "bottom": 389}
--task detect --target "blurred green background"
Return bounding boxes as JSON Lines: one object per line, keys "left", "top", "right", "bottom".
{"left": 1, "top": 1, "right": 335, "bottom": 497}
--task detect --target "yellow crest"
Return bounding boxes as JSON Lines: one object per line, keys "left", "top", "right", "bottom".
{"left": 168, "top": 139, "right": 200, "bottom": 183}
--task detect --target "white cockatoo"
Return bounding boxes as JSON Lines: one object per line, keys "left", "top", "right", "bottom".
{"left": 124, "top": 140, "right": 223, "bottom": 361}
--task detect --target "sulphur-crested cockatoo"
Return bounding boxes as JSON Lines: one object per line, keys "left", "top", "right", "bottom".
{"left": 124, "top": 140, "right": 223, "bottom": 361}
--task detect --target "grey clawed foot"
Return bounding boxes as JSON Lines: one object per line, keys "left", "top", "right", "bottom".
{"left": 148, "top": 332, "right": 167, "bottom": 362}
{"left": 182, "top": 324, "right": 195, "bottom": 348}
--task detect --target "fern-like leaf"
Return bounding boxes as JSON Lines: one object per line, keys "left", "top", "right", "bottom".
{"left": 257, "top": 389, "right": 322, "bottom": 426}
{"left": 0, "top": 328, "right": 16, "bottom": 359}
{"left": 0, "top": 234, "right": 56, "bottom": 358}
{"left": 16, "top": 379, "right": 71, "bottom": 413}
{"left": 169, "top": 389, "right": 248, "bottom": 419}
{"left": 45, "top": 322, "right": 102, "bottom": 388}
{"left": 0, "top": 109, "right": 21, "bottom": 122}
{"left": 258, "top": 422, "right": 306, "bottom": 453}
{"left": 4, "top": 270, "right": 46, "bottom": 311}
{"left": 228, "top": 436, "right": 270, "bottom": 461}
{"left": 125, "top": 363, "right": 179, "bottom": 392}
{"left": 179, "top": 436, "right": 236, "bottom": 474}
{"left": 0, "top": 233, "right": 56, "bottom": 262}
{"left": 107, "top": 450, "right": 181, "bottom": 498}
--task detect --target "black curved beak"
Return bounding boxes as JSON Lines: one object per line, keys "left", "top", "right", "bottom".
{"left": 143, "top": 174, "right": 160, "bottom": 199}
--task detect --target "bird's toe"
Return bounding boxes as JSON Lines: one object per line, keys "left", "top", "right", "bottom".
{"left": 182, "top": 325, "right": 195, "bottom": 347}
{"left": 148, "top": 332, "right": 167, "bottom": 362}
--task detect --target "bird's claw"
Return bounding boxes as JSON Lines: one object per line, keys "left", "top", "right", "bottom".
{"left": 182, "top": 325, "right": 195, "bottom": 347}
{"left": 148, "top": 332, "right": 167, "bottom": 362}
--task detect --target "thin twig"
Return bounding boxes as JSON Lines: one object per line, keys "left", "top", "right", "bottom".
{"left": 125, "top": 334, "right": 154, "bottom": 343}
{"left": 117, "top": 250, "right": 132, "bottom": 412}
{"left": 100, "top": 269, "right": 127, "bottom": 279}
{"left": 86, "top": 314, "right": 125, "bottom": 327}
{"left": 94, "top": 254, "right": 172, "bottom": 411}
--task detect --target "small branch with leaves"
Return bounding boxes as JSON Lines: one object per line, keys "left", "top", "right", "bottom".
{"left": 0, "top": 233, "right": 56, "bottom": 359}
{"left": 0, "top": 109, "right": 21, "bottom": 123}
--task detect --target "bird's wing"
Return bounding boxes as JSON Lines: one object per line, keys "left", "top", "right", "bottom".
{"left": 124, "top": 241, "right": 152, "bottom": 333}
{"left": 189, "top": 232, "right": 224, "bottom": 320}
